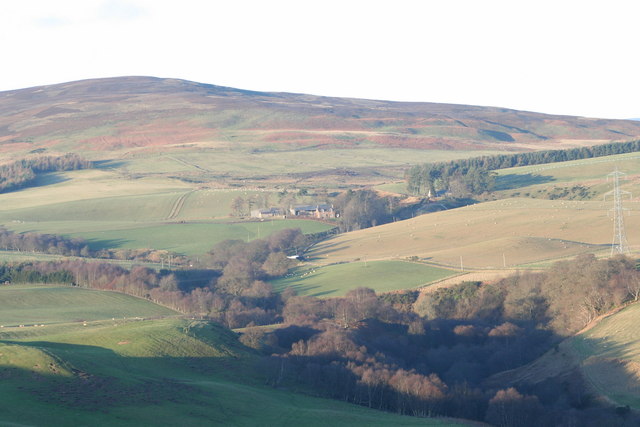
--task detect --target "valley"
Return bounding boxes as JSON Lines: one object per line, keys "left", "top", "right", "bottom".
{"left": 0, "top": 284, "right": 467, "bottom": 426}
{"left": 2, "top": 77, "right": 640, "bottom": 425}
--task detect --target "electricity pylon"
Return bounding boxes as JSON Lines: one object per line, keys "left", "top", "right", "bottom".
{"left": 604, "top": 169, "right": 631, "bottom": 255}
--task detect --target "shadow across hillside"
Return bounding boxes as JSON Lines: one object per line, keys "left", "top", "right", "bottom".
{"left": 494, "top": 173, "right": 555, "bottom": 191}
{"left": 6, "top": 172, "right": 70, "bottom": 194}
{"left": 570, "top": 332, "right": 640, "bottom": 410}
{"left": 0, "top": 340, "right": 226, "bottom": 412}
{"left": 0, "top": 335, "right": 443, "bottom": 427}
{"left": 93, "top": 159, "right": 128, "bottom": 169}
{"left": 80, "top": 238, "right": 133, "bottom": 251}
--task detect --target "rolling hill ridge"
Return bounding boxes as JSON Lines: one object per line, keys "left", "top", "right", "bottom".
{"left": 2, "top": 76, "right": 640, "bottom": 158}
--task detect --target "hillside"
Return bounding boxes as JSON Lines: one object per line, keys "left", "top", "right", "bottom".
{"left": 308, "top": 151, "right": 640, "bottom": 270}
{"left": 485, "top": 301, "right": 640, "bottom": 411}
{"left": 308, "top": 197, "right": 629, "bottom": 269}
{"left": 572, "top": 303, "right": 640, "bottom": 408}
{"left": 2, "top": 76, "right": 640, "bottom": 161}
{"left": 0, "top": 285, "right": 468, "bottom": 426}
{"left": 1, "top": 77, "right": 640, "bottom": 263}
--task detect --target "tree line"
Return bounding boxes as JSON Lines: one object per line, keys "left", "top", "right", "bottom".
{"left": 0, "top": 153, "right": 92, "bottom": 193}
{"left": 406, "top": 139, "right": 640, "bottom": 197}
{"left": 405, "top": 162, "right": 495, "bottom": 197}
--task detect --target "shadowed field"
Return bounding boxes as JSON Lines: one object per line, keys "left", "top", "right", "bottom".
{"left": 572, "top": 303, "right": 640, "bottom": 408}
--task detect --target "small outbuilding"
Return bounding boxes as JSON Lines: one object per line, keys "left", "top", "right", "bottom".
{"left": 289, "top": 204, "right": 335, "bottom": 219}
{"left": 250, "top": 207, "right": 284, "bottom": 219}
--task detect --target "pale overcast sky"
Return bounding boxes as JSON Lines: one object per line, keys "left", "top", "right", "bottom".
{"left": 1, "top": 0, "right": 638, "bottom": 119}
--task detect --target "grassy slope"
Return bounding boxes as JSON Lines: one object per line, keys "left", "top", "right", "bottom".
{"left": 123, "top": 149, "right": 505, "bottom": 179}
{"left": 488, "top": 302, "right": 640, "bottom": 411}
{"left": 571, "top": 303, "right": 640, "bottom": 408}
{"left": 0, "top": 286, "right": 466, "bottom": 426}
{"left": 310, "top": 152, "right": 640, "bottom": 269}
{"left": 271, "top": 260, "right": 458, "bottom": 297}
{"left": 308, "top": 197, "right": 624, "bottom": 269}
{"left": 495, "top": 151, "right": 640, "bottom": 199}
{"left": 0, "top": 284, "right": 177, "bottom": 326}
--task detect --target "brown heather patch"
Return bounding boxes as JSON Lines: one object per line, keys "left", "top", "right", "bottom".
{"left": 78, "top": 124, "right": 219, "bottom": 151}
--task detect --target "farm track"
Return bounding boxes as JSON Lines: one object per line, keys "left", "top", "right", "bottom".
{"left": 166, "top": 155, "right": 211, "bottom": 172}
{"left": 167, "top": 190, "right": 195, "bottom": 220}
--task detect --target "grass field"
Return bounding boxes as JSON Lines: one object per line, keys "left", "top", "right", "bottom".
{"left": 271, "top": 260, "right": 457, "bottom": 297}
{"left": 0, "top": 219, "right": 333, "bottom": 257}
{"left": 307, "top": 197, "right": 635, "bottom": 269}
{"left": 571, "top": 302, "right": 640, "bottom": 408}
{"left": 374, "top": 181, "right": 408, "bottom": 195}
{"left": 0, "top": 185, "right": 278, "bottom": 221}
{"left": 0, "top": 284, "right": 177, "bottom": 326}
{"left": 0, "top": 285, "right": 468, "bottom": 426}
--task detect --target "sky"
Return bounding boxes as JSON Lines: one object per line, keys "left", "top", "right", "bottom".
{"left": 1, "top": 0, "right": 638, "bottom": 119}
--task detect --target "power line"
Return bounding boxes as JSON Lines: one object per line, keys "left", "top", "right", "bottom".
{"left": 605, "top": 168, "right": 631, "bottom": 255}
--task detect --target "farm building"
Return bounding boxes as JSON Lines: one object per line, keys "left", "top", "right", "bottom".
{"left": 289, "top": 204, "right": 335, "bottom": 219}
{"left": 250, "top": 207, "right": 284, "bottom": 218}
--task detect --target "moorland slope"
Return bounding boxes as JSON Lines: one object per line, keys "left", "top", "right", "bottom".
{"left": 2, "top": 76, "right": 640, "bottom": 160}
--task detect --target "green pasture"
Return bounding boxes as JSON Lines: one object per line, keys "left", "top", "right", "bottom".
{"left": 374, "top": 181, "right": 408, "bottom": 195}
{"left": 0, "top": 166, "right": 334, "bottom": 257}
{"left": 0, "top": 285, "right": 177, "bottom": 326}
{"left": 0, "top": 168, "right": 190, "bottom": 213}
{"left": 571, "top": 302, "right": 640, "bottom": 409}
{"left": 0, "top": 188, "right": 273, "bottom": 222}
{"left": 0, "top": 286, "right": 466, "bottom": 426}
{"left": 271, "top": 260, "right": 457, "bottom": 297}
{"left": 2, "top": 219, "right": 333, "bottom": 257}
{"left": 1, "top": 192, "right": 180, "bottom": 222}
